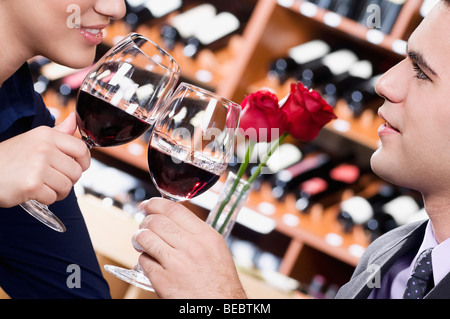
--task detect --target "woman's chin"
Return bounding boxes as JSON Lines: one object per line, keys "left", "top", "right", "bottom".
{"left": 50, "top": 48, "right": 96, "bottom": 70}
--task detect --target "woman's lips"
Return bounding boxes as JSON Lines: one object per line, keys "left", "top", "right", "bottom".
{"left": 79, "top": 27, "right": 105, "bottom": 45}
{"left": 377, "top": 110, "right": 401, "bottom": 136}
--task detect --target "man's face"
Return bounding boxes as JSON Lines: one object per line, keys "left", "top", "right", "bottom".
{"left": 371, "top": 2, "right": 450, "bottom": 200}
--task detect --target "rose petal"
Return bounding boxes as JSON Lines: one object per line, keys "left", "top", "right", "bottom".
{"left": 281, "top": 82, "right": 337, "bottom": 141}
{"left": 239, "top": 90, "right": 287, "bottom": 142}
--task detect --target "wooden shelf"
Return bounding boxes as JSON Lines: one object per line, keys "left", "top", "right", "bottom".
{"left": 280, "top": 0, "right": 423, "bottom": 56}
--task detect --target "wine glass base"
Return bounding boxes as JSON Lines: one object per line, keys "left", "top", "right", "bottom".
{"left": 20, "top": 200, "right": 66, "bottom": 232}
{"left": 104, "top": 265, "right": 155, "bottom": 292}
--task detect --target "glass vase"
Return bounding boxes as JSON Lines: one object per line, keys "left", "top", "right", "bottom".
{"left": 206, "top": 172, "right": 251, "bottom": 239}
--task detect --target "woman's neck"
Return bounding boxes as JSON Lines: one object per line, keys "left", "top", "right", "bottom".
{"left": 0, "top": 7, "right": 34, "bottom": 86}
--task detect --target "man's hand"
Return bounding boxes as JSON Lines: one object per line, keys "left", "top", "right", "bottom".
{"left": 134, "top": 198, "right": 248, "bottom": 299}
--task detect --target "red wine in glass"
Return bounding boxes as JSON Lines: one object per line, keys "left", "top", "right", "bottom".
{"left": 147, "top": 143, "right": 220, "bottom": 200}
{"left": 76, "top": 90, "right": 152, "bottom": 148}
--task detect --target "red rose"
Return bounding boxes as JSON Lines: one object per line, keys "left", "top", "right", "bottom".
{"left": 282, "top": 82, "right": 337, "bottom": 141}
{"left": 239, "top": 90, "right": 288, "bottom": 142}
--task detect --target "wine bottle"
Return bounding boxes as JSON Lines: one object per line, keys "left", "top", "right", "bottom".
{"left": 124, "top": 0, "right": 182, "bottom": 30}
{"left": 124, "top": 0, "right": 151, "bottom": 29}
{"left": 421, "top": 0, "right": 441, "bottom": 17}
{"left": 320, "top": 59, "right": 373, "bottom": 106}
{"left": 264, "top": 143, "right": 303, "bottom": 176}
{"left": 183, "top": 11, "right": 241, "bottom": 58}
{"left": 337, "top": 184, "right": 398, "bottom": 233}
{"left": 295, "top": 160, "right": 363, "bottom": 212}
{"left": 329, "top": 0, "right": 360, "bottom": 19}
{"left": 308, "top": 274, "right": 326, "bottom": 299}
{"left": 379, "top": 0, "right": 406, "bottom": 34}
{"left": 296, "top": 49, "right": 359, "bottom": 89}
{"left": 160, "top": 4, "right": 217, "bottom": 50}
{"left": 227, "top": 154, "right": 241, "bottom": 174}
{"left": 365, "top": 194, "right": 421, "bottom": 241}
{"left": 28, "top": 56, "right": 51, "bottom": 77}
{"left": 144, "top": 0, "right": 182, "bottom": 19}
{"left": 267, "top": 40, "right": 331, "bottom": 84}
{"left": 271, "top": 152, "right": 332, "bottom": 201}
{"left": 246, "top": 143, "right": 303, "bottom": 191}
{"left": 309, "top": 0, "right": 337, "bottom": 10}
{"left": 29, "top": 57, "right": 51, "bottom": 94}
{"left": 342, "top": 0, "right": 374, "bottom": 22}
{"left": 245, "top": 142, "right": 302, "bottom": 178}
{"left": 36, "top": 62, "right": 88, "bottom": 105}
{"left": 341, "top": 74, "right": 381, "bottom": 117}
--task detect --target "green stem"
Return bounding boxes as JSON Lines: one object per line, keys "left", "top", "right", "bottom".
{"left": 211, "top": 141, "right": 255, "bottom": 229}
{"left": 236, "top": 140, "right": 256, "bottom": 180}
{"left": 247, "top": 132, "right": 289, "bottom": 185}
{"left": 215, "top": 132, "right": 290, "bottom": 234}
{"left": 218, "top": 182, "right": 250, "bottom": 234}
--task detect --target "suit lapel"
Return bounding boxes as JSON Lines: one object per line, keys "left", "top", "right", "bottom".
{"left": 355, "top": 235, "right": 420, "bottom": 298}
{"left": 345, "top": 221, "right": 427, "bottom": 299}
{"left": 425, "top": 271, "right": 450, "bottom": 299}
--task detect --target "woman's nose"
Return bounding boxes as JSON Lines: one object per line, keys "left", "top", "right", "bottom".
{"left": 94, "top": 0, "right": 126, "bottom": 21}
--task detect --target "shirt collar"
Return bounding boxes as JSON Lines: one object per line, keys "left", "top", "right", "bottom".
{"left": 413, "top": 219, "right": 450, "bottom": 286}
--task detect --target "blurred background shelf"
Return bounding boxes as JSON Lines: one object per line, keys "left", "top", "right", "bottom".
{"left": 18, "top": 0, "right": 432, "bottom": 299}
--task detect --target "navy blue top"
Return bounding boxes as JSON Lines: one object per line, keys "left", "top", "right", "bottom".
{"left": 0, "top": 63, "right": 53, "bottom": 139}
{"left": 0, "top": 63, "right": 110, "bottom": 298}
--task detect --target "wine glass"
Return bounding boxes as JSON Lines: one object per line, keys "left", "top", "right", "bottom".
{"left": 104, "top": 82, "right": 241, "bottom": 291}
{"left": 20, "top": 33, "right": 181, "bottom": 233}
{"left": 76, "top": 32, "right": 181, "bottom": 149}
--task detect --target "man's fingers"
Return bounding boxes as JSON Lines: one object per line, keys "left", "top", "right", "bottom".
{"left": 133, "top": 227, "right": 174, "bottom": 269}
{"left": 139, "top": 198, "right": 207, "bottom": 234}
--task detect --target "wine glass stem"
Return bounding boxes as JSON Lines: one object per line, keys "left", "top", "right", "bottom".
{"left": 20, "top": 200, "right": 66, "bottom": 232}
{"left": 156, "top": 192, "right": 179, "bottom": 202}
{"left": 81, "top": 135, "right": 95, "bottom": 150}
{"left": 85, "top": 141, "right": 94, "bottom": 150}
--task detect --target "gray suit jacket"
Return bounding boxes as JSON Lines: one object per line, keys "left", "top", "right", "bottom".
{"left": 335, "top": 220, "right": 450, "bottom": 299}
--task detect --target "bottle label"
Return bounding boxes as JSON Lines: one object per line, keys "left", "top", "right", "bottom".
{"left": 301, "top": 177, "right": 328, "bottom": 196}
{"left": 170, "top": 4, "right": 217, "bottom": 39}
{"left": 146, "top": 0, "right": 182, "bottom": 18}
{"left": 195, "top": 12, "right": 240, "bottom": 45}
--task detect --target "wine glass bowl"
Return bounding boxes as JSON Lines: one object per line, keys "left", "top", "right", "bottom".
{"left": 76, "top": 33, "right": 181, "bottom": 148}
{"left": 148, "top": 82, "right": 241, "bottom": 201}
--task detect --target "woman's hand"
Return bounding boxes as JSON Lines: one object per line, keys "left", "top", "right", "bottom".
{"left": 0, "top": 112, "right": 90, "bottom": 207}
{"left": 134, "top": 198, "right": 247, "bottom": 299}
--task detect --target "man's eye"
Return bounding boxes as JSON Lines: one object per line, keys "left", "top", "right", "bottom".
{"left": 412, "top": 62, "right": 430, "bottom": 81}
